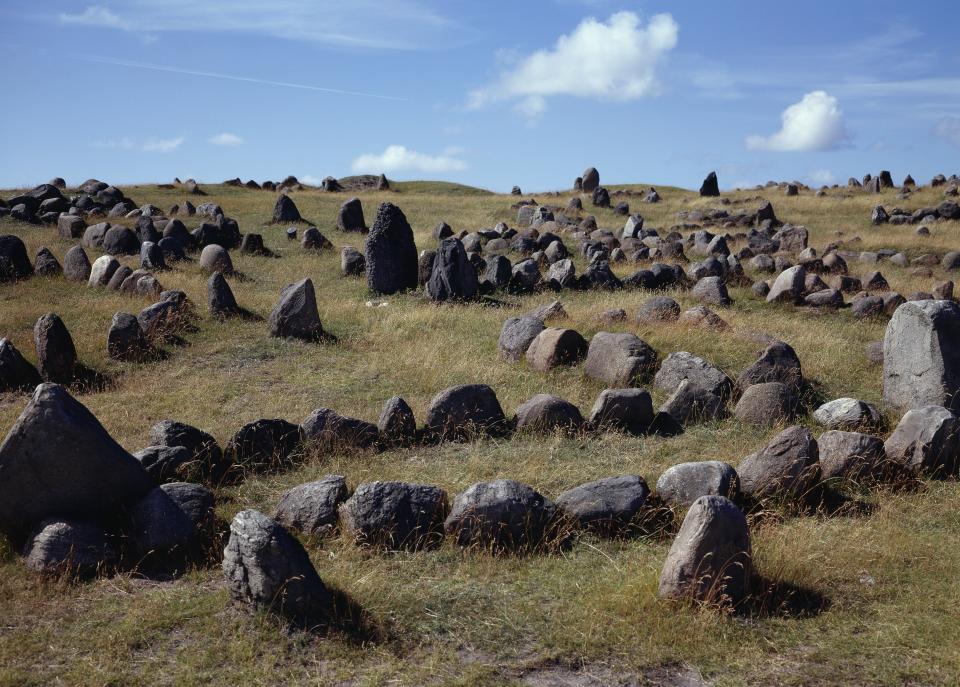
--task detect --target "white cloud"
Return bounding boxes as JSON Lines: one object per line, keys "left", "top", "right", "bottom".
{"left": 933, "top": 116, "right": 960, "bottom": 146}
{"left": 59, "top": 5, "right": 131, "bottom": 29}
{"left": 300, "top": 175, "right": 323, "bottom": 186}
{"left": 56, "top": 1, "right": 461, "bottom": 50}
{"left": 92, "top": 136, "right": 184, "bottom": 153}
{"left": 746, "top": 91, "right": 848, "bottom": 152}
{"left": 351, "top": 145, "right": 467, "bottom": 174}
{"left": 468, "top": 11, "right": 678, "bottom": 117}
{"left": 208, "top": 132, "right": 244, "bottom": 147}
{"left": 808, "top": 169, "right": 835, "bottom": 185}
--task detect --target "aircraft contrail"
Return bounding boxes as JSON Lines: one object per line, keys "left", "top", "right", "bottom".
{"left": 77, "top": 56, "right": 407, "bottom": 101}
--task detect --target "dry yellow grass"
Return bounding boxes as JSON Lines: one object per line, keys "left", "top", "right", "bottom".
{"left": 0, "top": 178, "right": 958, "bottom": 685}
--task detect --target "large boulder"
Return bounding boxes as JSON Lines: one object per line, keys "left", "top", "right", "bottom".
{"left": 0, "top": 338, "right": 41, "bottom": 391}
{"left": 515, "top": 394, "right": 583, "bottom": 434}
{"left": 268, "top": 278, "right": 324, "bottom": 341}
{"left": 423, "top": 384, "right": 508, "bottom": 439}
{"left": 226, "top": 419, "right": 304, "bottom": 474}
{"left": 734, "top": 382, "right": 796, "bottom": 426}
{"left": 555, "top": 475, "right": 649, "bottom": 536}
{"left": 444, "top": 480, "right": 560, "bottom": 552}
{"left": 88, "top": 255, "right": 120, "bottom": 287}
{"left": 812, "top": 398, "right": 880, "bottom": 429}
{"left": 0, "top": 235, "right": 33, "bottom": 282}
{"left": 498, "top": 316, "right": 545, "bottom": 361}
{"left": 271, "top": 194, "right": 302, "bottom": 223}
{"left": 659, "top": 380, "right": 725, "bottom": 425}
{"left": 274, "top": 475, "right": 349, "bottom": 536}
{"left": 818, "top": 431, "right": 886, "bottom": 481}
{"left": 365, "top": 202, "right": 418, "bottom": 294}
{"left": 149, "top": 420, "right": 227, "bottom": 484}
{"left": 737, "top": 426, "right": 819, "bottom": 500}
{"left": 207, "top": 272, "right": 241, "bottom": 319}
{"left": 34, "top": 247, "right": 62, "bottom": 277}
{"left": 883, "top": 405, "right": 960, "bottom": 475}
{"left": 654, "top": 352, "right": 731, "bottom": 399}
{"left": 22, "top": 519, "right": 117, "bottom": 577}
{"left": 377, "top": 396, "right": 416, "bottom": 445}
{"left": 657, "top": 496, "right": 751, "bottom": 604}
{"left": 656, "top": 461, "right": 740, "bottom": 508}
{"left": 583, "top": 332, "right": 656, "bottom": 386}
{"left": 427, "top": 237, "right": 478, "bottom": 301}
{"left": 107, "top": 312, "right": 152, "bottom": 362}
{"left": 63, "top": 246, "right": 92, "bottom": 282}
{"left": 199, "top": 244, "right": 233, "bottom": 274}
{"left": 0, "top": 384, "right": 152, "bottom": 536}
{"left": 222, "top": 509, "right": 330, "bottom": 623}
{"left": 33, "top": 313, "right": 76, "bottom": 383}
{"left": 339, "top": 481, "right": 447, "bottom": 550}
{"left": 588, "top": 388, "right": 653, "bottom": 435}
{"left": 337, "top": 197, "right": 367, "bottom": 232}
{"left": 736, "top": 341, "right": 803, "bottom": 392}
{"left": 766, "top": 265, "right": 806, "bottom": 304}
{"left": 102, "top": 226, "right": 140, "bottom": 256}
{"left": 581, "top": 167, "right": 600, "bottom": 192}
{"left": 301, "top": 408, "right": 379, "bottom": 450}
{"left": 883, "top": 300, "right": 960, "bottom": 412}
{"left": 526, "top": 328, "right": 588, "bottom": 372}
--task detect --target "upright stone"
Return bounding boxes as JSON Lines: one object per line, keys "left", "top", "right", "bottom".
{"left": 427, "top": 237, "right": 478, "bottom": 302}
{"left": 337, "top": 197, "right": 367, "bottom": 232}
{"left": 365, "top": 202, "right": 418, "bottom": 295}
{"left": 699, "top": 171, "right": 720, "bottom": 197}
{"left": 268, "top": 278, "right": 323, "bottom": 341}
{"left": 883, "top": 300, "right": 960, "bottom": 411}
{"left": 272, "top": 194, "right": 302, "bottom": 223}
{"left": 33, "top": 313, "right": 76, "bottom": 383}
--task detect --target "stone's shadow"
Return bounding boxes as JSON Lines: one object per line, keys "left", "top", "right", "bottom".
{"left": 738, "top": 574, "right": 830, "bottom": 619}
{"left": 72, "top": 364, "right": 112, "bottom": 393}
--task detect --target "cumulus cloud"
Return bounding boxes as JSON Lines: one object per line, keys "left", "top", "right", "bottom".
{"left": 59, "top": 5, "right": 131, "bottom": 29}
{"left": 468, "top": 11, "right": 678, "bottom": 117}
{"left": 208, "top": 132, "right": 244, "bottom": 147}
{"left": 351, "top": 145, "right": 466, "bottom": 174}
{"left": 92, "top": 136, "right": 184, "bottom": 153}
{"left": 746, "top": 91, "right": 848, "bottom": 152}
{"left": 933, "top": 116, "right": 960, "bottom": 146}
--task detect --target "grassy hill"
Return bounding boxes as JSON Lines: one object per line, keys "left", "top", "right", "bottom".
{"left": 1, "top": 179, "right": 958, "bottom": 686}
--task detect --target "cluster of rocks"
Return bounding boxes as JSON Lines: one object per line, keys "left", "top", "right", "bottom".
{"left": 0, "top": 384, "right": 215, "bottom": 577}
{"left": 870, "top": 201, "right": 960, "bottom": 226}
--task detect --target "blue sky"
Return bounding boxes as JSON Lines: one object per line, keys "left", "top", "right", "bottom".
{"left": 1, "top": 0, "right": 958, "bottom": 192}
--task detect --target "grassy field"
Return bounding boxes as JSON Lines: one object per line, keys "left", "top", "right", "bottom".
{"left": 1, "top": 177, "right": 959, "bottom": 686}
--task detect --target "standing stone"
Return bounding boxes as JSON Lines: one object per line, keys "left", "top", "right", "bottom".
{"left": 274, "top": 475, "right": 349, "bottom": 536}
{"left": 58, "top": 214, "right": 86, "bottom": 239}
{"left": 341, "top": 246, "right": 365, "bottom": 276}
{"left": 515, "top": 394, "right": 584, "bottom": 434}
{"left": 107, "top": 312, "right": 152, "bottom": 361}
{"left": 337, "top": 197, "right": 367, "bottom": 232}
{"left": 883, "top": 405, "right": 960, "bottom": 475}
{"left": 34, "top": 247, "right": 62, "bottom": 277}
{"left": 222, "top": 509, "right": 330, "bottom": 623}
{"left": 657, "top": 496, "right": 751, "bottom": 604}
{"left": 588, "top": 388, "right": 654, "bottom": 435}
{"left": 423, "top": 384, "right": 507, "bottom": 439}
{"left": 0, "top": 384, "right": 152, "bottom": 536}
{"left": 63, "top": 246, "right": 92, "bottom": 282}
{"left": 102, "top": 226, "right": 140, "bottom": 256}
{"left": 0, "top": 338, "right": 41, "bottom": 391}
{"left": 199, "top": 244, "right": 233, "bottom": 274}
{"left": 208, "top": 272, "right": 240, "bottom": 319}
{"left": 377, "top": 396, "right": 416, "bottom": 445}
{"left": 365, "top": 203, "right": 418, "bottom": 295}
{"left": 581, "top": 167, "right": 600, "bottom": 192}
{"left": 883, "top": 300, "right": 960, "bottom": 411}
{"left": 149, "top": 420, "right": 227, "bottom": 485}
{"left": 656, "top": 462, "right": 740, "bottom": 508}
{"left": 699, "top": 172, "right": 720, "bottom": 197}
{"left": 427, "top": 237, "right": 478, "bottom": 302}
{"left": 498, "top": 316, "right": 545, "bottom": 361}
{"left": 767, "top": 265, "right": 806, "bottom": 304}
{"left": 88, "top": 255, "right": 120, "bottom": 287}
{"left": 339, "top": 481, "right": 448, "bottom": 550}
{"left": 0, "top": 235, "right": 33, "bottom": 282}
{"left": 734, "top": 382, "right": 796, "bottom": 426}
{"left": 268, "top": 278, "right": 324, "bottom": 341}
{"left": 737, "top": 341, "right": 803, "bottom": 391}
{"left": 33, "top": 313, "right": 76, "bottom": 383}
{"left": 737, "top": 426, "right": 819, "bottom": 499}
{"left": 583, "top": 332, "right": 658, "bottom": 386}
{"left": 301, "top": 227, "right": 332, "bottom": 251}
{"left": 128, "top": 486, "right": 196, "bottom": 558}
{"left": 140, "top": 241, "right": 166, "bottom": 271}
{"left": 272, "top": 194, "right": 302, "bottom": 223}
{"left": 444, "top": 480, "right": 559, "bottom": 552}
{"left": 526, "top": 328, "right": 588, "bottom": 372}
{"left": 22, "top": 519, "right": 117, "bottom": 577}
